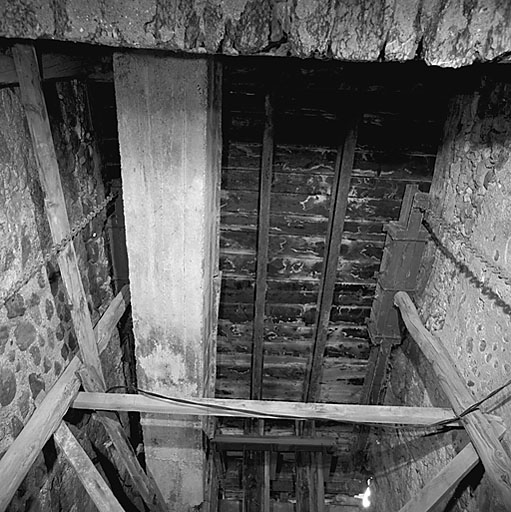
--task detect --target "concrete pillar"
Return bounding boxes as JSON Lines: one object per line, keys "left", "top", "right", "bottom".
{"left": 114, "top": 53, "right": 221, "bottom": 509}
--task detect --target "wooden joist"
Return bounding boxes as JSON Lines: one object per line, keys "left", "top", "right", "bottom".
{"left": 251, "top": 91, "right": 274, "bottom": 401}
{"left": 395, "top": 291, "right": 511, "bottom": 506}
{"left": 246, "top": 89, "right": 274, "bottom": 512}
{"left": 304, "top": 114, "right": 358, "bottom": 403}
{"left": 213, "top": 435, "right": 338, "bottom": 452}
{"left": 399, "top": 418, "right": 507, "bottom": 512}
{"left": 72, "top": 392, "right": 477, "bottom": 426}
{"left": 0, "top": 286, "right": 129, "bottom": 511}
{"left": 53, "top": 422, "right": 125, "bottom": 512}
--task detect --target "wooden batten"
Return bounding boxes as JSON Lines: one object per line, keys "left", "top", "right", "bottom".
{"left": 251, "top": 91, "right": 274, "bottom": 401}
{"left": 0, "top": 287, "right": 130, "bottom": 511}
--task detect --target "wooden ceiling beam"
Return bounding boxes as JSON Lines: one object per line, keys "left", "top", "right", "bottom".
{"left": 250, "top": 90, "right": 274, "bottom": 401}
{"left": 213, "top": 435, "right": 338, "bottom": 452}
{"left": 304, "top": 113, "right": 359, "bottom": 403}
{"left": 72, "top": 392, "right": 482, "bottom": 427}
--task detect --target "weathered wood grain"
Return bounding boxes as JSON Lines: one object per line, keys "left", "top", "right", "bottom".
{"left": 251, "top": 91, "right": 274, "bottom": 402}
{"left": 53, "top": 422, "right": 125, "bottom": 512}
{"left": 395, "top": 292, "right": 511, "bottom": 507}
{"left": 0, "top": 286, "right": 130, "bottom": 511}
{"left": 73, "top": 392, "right": 465, "bottom": 427}
{"left": 399, "top": 418, "right": 507, "bottom": 512}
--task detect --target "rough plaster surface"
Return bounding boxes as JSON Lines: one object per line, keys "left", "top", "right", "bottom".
{"left": 2, "top": 0, "right": 511, "bottom": 67}
{"left": 115, "top": 53, "right": 219, "bottom": 509}
{"left": 0, "top": 82, "right": 122, "bottom": 511}
{"left": 370, "top": 70, "right": 511, "bottom": 511}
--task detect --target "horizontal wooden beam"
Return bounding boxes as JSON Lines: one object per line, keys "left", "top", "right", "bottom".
{"left": 72, "top": 392, "right": 474, "bottom": 426}
{"left": 399, "top": 417, "right": 506, "bottom": 512}
{"left": 0, "top": 286, "right": 129, "bottom": 512}
{"left": 213, "top": 435, "right": 337, "bottom": 452}
{"left": 395, "top": 291, "right": 511, "bottom": 506}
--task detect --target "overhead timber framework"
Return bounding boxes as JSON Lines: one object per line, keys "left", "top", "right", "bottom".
{"left": 2, "top": 38, "right": 511, "bottom": 512}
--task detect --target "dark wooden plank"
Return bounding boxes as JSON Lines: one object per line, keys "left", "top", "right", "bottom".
{"left": 395, "top": 291, "right": 511, "bottom": 506}
{"left": 251, "top": 92, "right": 274, "bottom": 401}
{"left": 225, "top": 143, "right": 435, "bottom": 183}
{"left": 221, "top": 189, "right": 401, "bottom": 221}
{"left": 221, "top": 211, "right": 385, "bottom": 241}
{"left": 219, "top": 303, "right": 371, "bottom": 326}
{"left": 220, "top": 231, "right": 383, "bottom": 262}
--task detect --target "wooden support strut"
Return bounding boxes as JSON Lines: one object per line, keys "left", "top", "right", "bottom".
{"left": 12, "top": 44, "right": 166, "bottom": 512}
{"left": 250, "top": 90, "right": 274, "bottom": 402}
{"left": 53, "top": 422, "right": 125, "bottom": 512}
{"left": 0, "top": 286, "right": 129, "bottom": 512}
{"left": 399, "top": 418, "right": 507, "bottom": 512}
{"left": 394, "top": 291, "right": 511, "bottom": 507}
{"left": 245, "top": 90, "right": 274, "bottom": 512}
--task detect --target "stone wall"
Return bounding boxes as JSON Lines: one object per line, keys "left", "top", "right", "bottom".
{"left": 368, "top": 68, "right": 511, "bottom": 511}
{"left": 2, "top": 0, "right": 511, "bottom": 68}
{"left": 0, "top": 79, "right": 125, "bottom": 510}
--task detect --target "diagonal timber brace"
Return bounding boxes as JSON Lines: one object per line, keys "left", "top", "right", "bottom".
{"left": 8, "top": 43, "right": 167, "bottom": 512}
{"left": 395, "top": 291, "right": 511, "bottom": 507}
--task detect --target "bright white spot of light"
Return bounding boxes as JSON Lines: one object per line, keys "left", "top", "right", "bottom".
{"left": 354, "top": 478, "right": 372, "bottom": 509}
{"left": 362, "top": 485, "right": 371, "bottom": 508}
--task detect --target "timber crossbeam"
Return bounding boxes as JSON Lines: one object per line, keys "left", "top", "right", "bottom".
{"left": 71, "top": 392, "right": 481, "bottom": 427}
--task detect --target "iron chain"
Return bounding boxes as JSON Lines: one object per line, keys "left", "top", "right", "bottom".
{"left": 0, "top": 191, "right": 117, "bottom": 308}
{"left": 420, "top": 205, "right": 511, "bottom": 290}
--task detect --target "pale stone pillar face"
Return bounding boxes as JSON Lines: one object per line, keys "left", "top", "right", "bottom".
{"left": 114, "top": 52, "right": 220, "bottom": 508}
